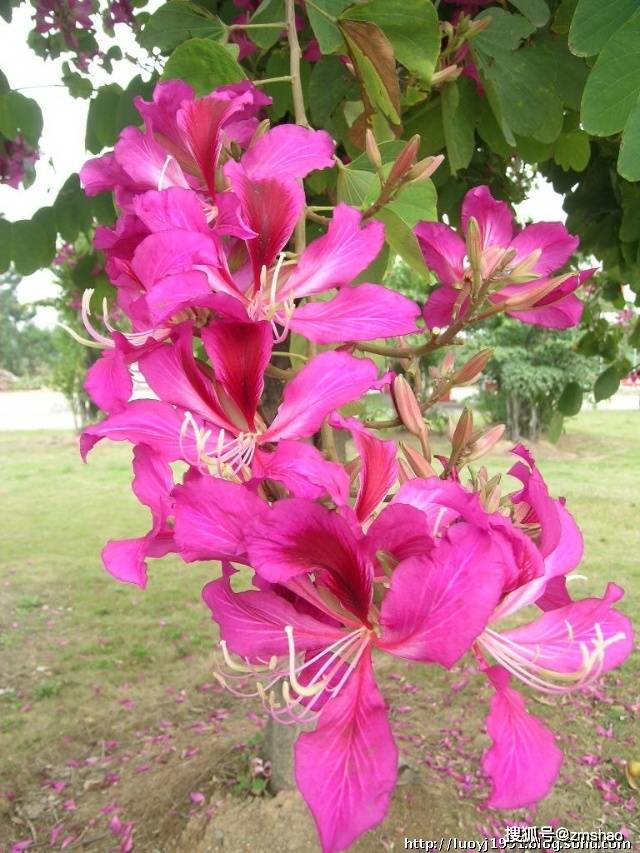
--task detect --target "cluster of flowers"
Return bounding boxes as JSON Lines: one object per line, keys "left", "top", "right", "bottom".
{"left": 79, "top": 80, "right": 631, "bottom": 853}
{"left": 0, "top": 134, "right": 39, "bottom": 189}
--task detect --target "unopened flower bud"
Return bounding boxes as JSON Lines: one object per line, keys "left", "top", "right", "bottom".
{"left": 400, "top": 441, "right": 436, "bottom": 478}
{"left": 365, "top": 129, "right": 383, "bottom": 171}
{"left": 453, "top": 348, "right": 493, "bottom": 385}
{"left": 249, "top": 118, "right": 271, "bottom": 148}
{"left": 464, "top": 423, "right": 505, "bottom": 462}
{"left": 392, "top": 375, "right": 427, "bottom": 441}
{"left": 406, "top": 154, "right": 445, "bottom": 183}
{"left": 398, "top": 457, "right": 415, "bottom": 484}
{"left": 465, "top": 16, "right": 492, "bottom": 38}
{"left": 501, "top": 273, "right": 570, "bottom": 311}
{"left": 441, "top": 350, "right": 456, "bottom": 375}
{"left": 465, "top": 216, "right": 483, "bottom": 277}
{"left": 451, "top": 408, "right": 474, "bottom": 455}
{"left": 430, "top": 66, "right": 462, "bottom": 87}
{"left": 386, "top": 135, "right": 420, "bottom": 187}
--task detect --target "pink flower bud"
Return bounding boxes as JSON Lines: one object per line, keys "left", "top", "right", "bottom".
{"left": 365, "top": 129, "right": 383, "bottom": 171}
{"left": 391, "top": 376, "right": 427, "bottom": 440}
{"left": 386, "top": 135, "right": 421, "bottom": 187}
{"left": 453, "top": 348, "right": 493, "bottom": 385}
{"left": 464, "top": 423, "right": 505, "bottom": 462}
{"left": 451, "top": 408, "right": 474, "bottom": 455}
{"left": 400, "top": 442, "right": 436, "bottom": 478}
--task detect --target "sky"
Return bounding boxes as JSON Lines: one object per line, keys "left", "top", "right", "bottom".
{"left": 0, "top": 9, "right": 567, "bottom": 328}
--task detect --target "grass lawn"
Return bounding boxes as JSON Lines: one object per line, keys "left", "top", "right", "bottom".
{"left": 0, "top": 411, "right": 638, "bottom": 851}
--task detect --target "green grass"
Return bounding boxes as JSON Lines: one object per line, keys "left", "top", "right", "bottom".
{"left": 0, "top": 413, "right": 638, "bottom": 848}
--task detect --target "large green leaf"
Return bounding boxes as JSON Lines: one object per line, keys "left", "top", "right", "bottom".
{"left": 0, "top": 218, "right": 10, "bottom": 273}
{"left": 139, "top": 2, "right": 226, "bottom": 53}
{"left": 162, "top": 38, "right": 245, "bottom": 95}
{"left": 441, "top": 79, "right": 477, "bottom": 173}
{"left": 86, "top": 84, "right": 123, "bottom": 153}
{"left": 386, "top": 179, "right": 437, "bottom": 227}
{"left": 618, "top": 95, "right": 640, "bottom": 180}
{"left": 569, "top": 0, "right": 639, "bottom": 56}
{"left": 581, "top": 15, "right": 640, "bottom": 136}
{"left": 342, "top": 0, "right": 439, "bottom": 84}
{"left": 336, "top": 167, "right": 378, "bottom": 207}
{"left": 11, "top": 220, "right": 55, "bottom": 275}
{"left": 307, "top": 0, "right": 350, "bottom": 54}
{"left": 558, "top": 380, "right": 583, "bottom": 415}
{"left": 0, "top": 91, "right": 43, "bottom": 146}
{"left": 474, "top": 8, "right": 535, "bottom": 56}
{"left": 508, "top": 0, "right": 549, "bottom": 26}
{"left": 376, "top": 208, "right": 429, "bottom": 276}
{"left": 593, "top": 366, "right": 620, "bottom": 401}
{"left": 249, "top": 0, "right": 285, "bottom": 49}
{"left": 115, "top": 75, "right": 156, "bottom": 134}
{"left": 553, "top": 129, "right": 591, "bottom": 170}
{"left": 309, "top": 56, "right": 359, "bottom": 127}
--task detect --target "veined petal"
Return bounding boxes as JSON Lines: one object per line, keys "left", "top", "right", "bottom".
{"left": 131, "top": 229, "right": 220, "bottom": 290}
{"left": 246, "top": 498, "right": 372, "bottom": 623}
{"left": 173, "top": 471, "right": 266, "bottom": 562}
{"left": 264, "top": 351, "right": 378, "bottom": 443}
{"left": 461, "top": 185, "right": 513, "bottom": 249}
{"left": 365, "top": 503, "right": 435, "bottom": 566}
{"left": 482, "top": 666, "right": 563, "bottom": 809}
{"left": 202, "top": 573, "right": 344, "bottom": 660}
{"left": 134, "top": 80, "right": 194, "bottom": 149}
{"left": 227, "top": 166, "right": 304, "bottom": 283}
{"left": 133, "top": 188, "right": 209, "bottom": 233}
{"left": 295, "top": 650, "right": 398, "bottom": 853}
{"left": 509, "top": 445, "right": 562, "bottom": 558}
{"left": 289, "top": 284, "right": 420, "bottom": 344}
{"left": 414, "top": 222, "right": 465, "bottom": 286}
{"left": 252, "top": 442, "right": 350, "bottom": 505}
{"left": 379, "top": 529, "right": 505, "bottom": 666}
{"left": 500, "top": 270, "right": 594, "bottom": 330}
{"left": 510, "top": 222, "right": 578, "bottom": 275}
{"left": 114, "top": 126, "right": 189, "bottom": 191}
{"left": 80, "top": 152, "right": 133, "bottom": 196}
{"left": 330, "top": 414, "right": 397, "bottom": 522}
{"left": 279, "top": 205, "right": 384, "bottom": 300}
{"left": 200, "top": 320, "right": 271, "bottom": 430}
{"left": 102, "top": 533, "right": 174, "bottom": 589}
{"left": 240, "top": 125, "right": 334, "bottom": 181}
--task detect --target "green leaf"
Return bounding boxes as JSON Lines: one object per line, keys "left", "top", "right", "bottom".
{"left": 11, "top": 220, "right": 55, "bottom": 275}
{"left": 339, "top": 19, "right": 401, "bottom": 127}
{"left": 376, "top": 208, "right": 429, "bottom": 276}
{"left": 93, "top": 192, "right": 117, "bottom": 226}
{"left": 54, "top": 175, "right": 93, "bottom": 242}
{"left": 558, "top": 380, "right": 583, "bottom": 415}
{"left": 553, "top": 129, "right": 591, "bottom": 171}
{"left": 307, "top": 0, "right": 350, "bottom": 54}
{"left": 547, "top": 410, "right": 564, "bottom": 443}
{"left": 569, "top": 0, "right": 639, "bottom": 56}
{"left": 515, "top": 133, "right": 553, "bottom": 163}
{"left": 593, "top": 366, "right": 620, "bottom": 401}
{"left": 386, "top": 179, "right": 437, "bottom": 227}
{"left": 508, "top": 0, "right": 549, "bottom": 26}
{"left": 441, "top": 79, "right": 477, "bottom": 173}
{"left": 477, "top": 45, "right": 563, "bottom": 139}
{"left": 162, "top": 38, "right": 245, "bottom": 95}
{"left": 116, "top": 75, "right": 156, "bottom": 134}
{"left": 336, "top": 167, "right": 378, "bottom": 207}
{"left": 581, "top": 16, "right": 640, "bottom": 136}
{"left": 86, "top": 84, "right": 123, "bottom": 153}
{"left": 249, "top": 0, "right": 285, "bottom": 49}
{"left": 0, "top": 91, "right": 43, "bottom": 146}
{"left": 552, "top": 0, "right": 578, "bottom": 35}
{"left": 473, "top": 8, "right": 535, "bottom": 56}
{"left": 139, "top": 2, "right": 226, "bottom": 53}
{"left": 309, "top": 56, "right": 359, "bottom": 127}
{"left": 0, "top": 219, "right": 10, "bottom": 273}
{"left": 341, "top": 0, "right": 439, "bottom": 85}
{"left": 618, "top": 95, "right": 640, "bottom": 181}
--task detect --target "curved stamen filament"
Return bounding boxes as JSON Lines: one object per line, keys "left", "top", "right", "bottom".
{"left": 157, "top": 154, "right": 176, "bottom": 191}
{"left": 479, "top": 624, "right": 627, "bottom": 695}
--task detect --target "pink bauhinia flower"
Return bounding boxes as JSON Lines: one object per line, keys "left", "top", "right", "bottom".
{"left": 415, "top": 185, "right": 595, "bottom": 329}
{"left": 81, "top": 320, "right": 380, "bottom": 480}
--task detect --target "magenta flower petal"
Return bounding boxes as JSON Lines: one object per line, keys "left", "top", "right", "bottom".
{"left": 379, "top": 529, "right": 505, "bottom": 666}
{"left": 114, "top": 126, "right": 189, "bottom": 192}
{"left": 295, "top": 650, "right": 398, "bottom": 853}
{"left": 330, "top": 414, "right": 397, "bottom": 522}
{"left": 240, "top": 125, "right": 334, "bottom": 181}
{"left": 131, "top": 229, "right": 220, "bottom": 291}
{"left": 414, "top": 222, "right": 465, "bottom": 286}
{"left": 483, "top": 666, "right": 563, "bottom": 809}
{"left": 173, "top": 472, "right": 266, "bottom": 562}
{"left": 201, "top": 320, "right": 272, "bottom": 430}
{"left": 134, "top": 80, "right": 194, "bottom": 147}
{"left": 84, "top": 347, "right": 132, "bottom": 414}
{"left": 461, "top": 185, "right": 513, "bottom": 249}
{"left": 289, "top": 283, "right": 420, "bottom": 344}
{"left": 202, "top": 572, "right": 344, "bottom": 660}
{"left": 500, "top": 269, "right": 594, "bottom": 330}
{"left": 252, "top": 441, "right": 350, "bottom": 505}
{"left": 510, "top": 222, "right": 579, "bottom": 275}
{"left": 280, "top": 204, "right": 384, "bottom": 300}
{"left": 365, "top": 503, "right": 435, "bottom": 564}
{"left": 229, "top": 168, "right": 304, "bottom": 282}
{"left": 80, "top": 151, "right": 133, "bottom": 196}
{"left": 133, "top": 188, "right": 208, "bottom": 233}
{"left": 246, "top": 498, "right": 372, "bottom": 623}
{"left": 422, "top": 283, "right": 469, "bottom": 330}
{"left": 264, "top": 351, "right": 378, "bottom": 443}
